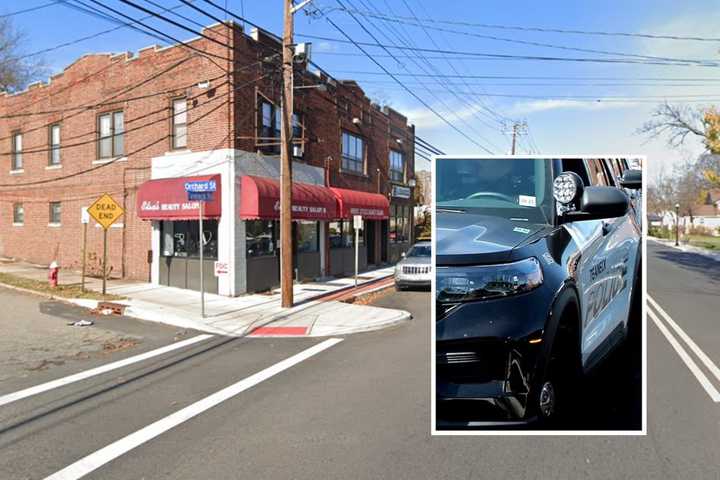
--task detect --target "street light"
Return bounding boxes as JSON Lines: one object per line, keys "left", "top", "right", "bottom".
{"left": 675, "top": 203, "right": 680, "bottom": 246}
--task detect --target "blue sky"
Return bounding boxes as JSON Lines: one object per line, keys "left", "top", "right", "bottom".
{"left": 5, "top": 0, "right": 718, "bottom": 177}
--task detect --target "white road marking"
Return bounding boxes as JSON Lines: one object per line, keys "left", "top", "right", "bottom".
{"left": 0, "top": 334, "right": 214, "bottom": 408}
{"left": 648, "top": 306, "right": 720, "bottom": 402}
{"left": 648, "top": 295, "right": 720, "bottom": 386}
{"left": 44, "top": 337, "right": 344, "bottom": 480}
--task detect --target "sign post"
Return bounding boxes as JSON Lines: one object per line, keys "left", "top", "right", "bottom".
{"left": 353, "top": 215, "right": 363, "bottom": 288}
{"left": 185, "top": 179, "right": 217, "bottom": 318}
{"left": 81, "top": 207, "right": 89, "bottom": 292}
{"left": 86, "top": 194, "right": 125, "bottom": 296}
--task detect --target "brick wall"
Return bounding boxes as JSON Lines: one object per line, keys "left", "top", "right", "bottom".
{"left": 0, "top": 23, "right": 415, "bottom": 281}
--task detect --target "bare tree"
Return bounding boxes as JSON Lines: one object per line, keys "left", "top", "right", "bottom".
{"left": 638, "top": 102, "right": 712, "bottom": 151}
{"left": 0, "top": 18, "right": 46, "bottom": 93}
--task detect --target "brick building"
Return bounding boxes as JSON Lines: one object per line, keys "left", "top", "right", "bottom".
{"left": 0, "top": 23, "right": 416, "bottom": 296}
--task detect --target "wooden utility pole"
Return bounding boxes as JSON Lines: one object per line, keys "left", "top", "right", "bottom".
{"left": 280, "top": 0, "right": 294, "bottom": 308}
{"left": 507, "top": 121, "right": 527, "bottom": 155}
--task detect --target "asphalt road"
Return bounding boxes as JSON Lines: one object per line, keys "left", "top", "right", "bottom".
{"left": 0, "top": 268, "right": 718, "bottom": 479}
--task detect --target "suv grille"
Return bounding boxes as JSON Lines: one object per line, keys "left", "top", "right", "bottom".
{"left": 436, "top": 344, "right": 506, "bottom": 384}
{"left": 402, "top": 265, "right": 430, "bottom": 274}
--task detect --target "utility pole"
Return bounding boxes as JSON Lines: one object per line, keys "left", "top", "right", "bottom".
{"left": 505, "top": 120, "right": 527, "bottom": 155}
{"left": 280, "top": 0, "right": 294, "bottom": 308}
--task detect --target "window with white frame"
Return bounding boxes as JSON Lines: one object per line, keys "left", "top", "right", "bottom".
{"left": 172, "top": 98, "right": 188, "bottom": 149}
{"left": 341, "top": 131, "right": 364, "bottom": 174}
{"left": 49, "top": 202, "right": 61, "bottom": 225}
{"left": 98, "top": 111, "right": 124, "bottom": 159}
{"left": 11, "top": 132, "right": 22, "bottom": 170}
{"left": 13, "top": 203, "right": 24, "bottom": 224}
{"left": 49, "top": 124, "right": 61, "bottom": 166}
{"left": 389, "top": 150, "right": 405, "bottom": 182}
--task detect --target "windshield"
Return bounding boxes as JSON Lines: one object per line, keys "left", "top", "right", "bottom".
{"left": 407, "top": 245, "right": 430, "bottom": 257}
{"left": 436, "top": 158, "right": 553, "bottom": 225}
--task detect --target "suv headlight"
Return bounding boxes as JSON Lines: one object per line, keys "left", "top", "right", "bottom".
{"left": 436, "top": 257, "right": 543, "bottom": 303}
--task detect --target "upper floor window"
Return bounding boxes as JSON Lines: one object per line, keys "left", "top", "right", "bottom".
{"left": 49, "top": 201, "right": 61, "bottom": 225}
{"left": 389, "top": 150, "right": 405, "bottom": 183}
{"left": 98, "top": 111, "right": 124, "bottom": 159}
{"left": 341, "top": 131, "right": 364, "bottom": 174}
{"left": 172, "top": 98, "right": 188, "bottom": 149}
{"left": 11, "top": 132, "right": 22, "bottom": 170}
{"left": 13, "top": 203, "right": 24, "bottom": 225}
{"left": 49, "top": 124, "right": 61, "bottom": 166}
{"left": 259, "top": 100, "right": 280, "bottom": 154}
{"left": 259, "top": 98, "right": 303, "bottom": 155}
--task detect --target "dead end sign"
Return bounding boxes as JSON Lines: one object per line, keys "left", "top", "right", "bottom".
{"left": 87, "top": 193, "right": 124, "bottom": 230}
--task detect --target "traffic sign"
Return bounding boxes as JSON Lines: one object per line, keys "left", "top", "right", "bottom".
{"left": 188, "top": 191, "right": 214, "bottom": 201}
{"left": 184, "top": 180, "right": 217, "bottom": 193}
{"left": 353, "top": 214, "right": 363, "bottom": 230}
{"left": 87, "top": 193, "right": 124, "bottom": 230}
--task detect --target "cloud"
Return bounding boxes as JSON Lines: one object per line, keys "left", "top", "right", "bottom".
{"left": 401, "top": 103, "right": 491, "bottom": 129}
{"left": 314, "top": 41, "right": 338, "bottom": 53}
{"left": 508, "top": 99, "right": 641, "bottom": 115}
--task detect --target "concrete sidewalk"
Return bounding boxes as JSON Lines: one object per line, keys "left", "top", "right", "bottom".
{"left": 0, "top": 259, "right": 411, "bottom": 337}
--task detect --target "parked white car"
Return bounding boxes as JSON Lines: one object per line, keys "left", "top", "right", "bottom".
{"left": 395, "top": 242, "right": 431, "bottom": 290}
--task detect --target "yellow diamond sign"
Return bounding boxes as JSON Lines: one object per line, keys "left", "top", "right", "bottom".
{"left": 87, "top": 193, "right": 124, "bottom": 230}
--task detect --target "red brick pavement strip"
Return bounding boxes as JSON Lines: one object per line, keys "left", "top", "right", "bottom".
{"left": 318, "top": 276, "right": 395, "bottom": 303}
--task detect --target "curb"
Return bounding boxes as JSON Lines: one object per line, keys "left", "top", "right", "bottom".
{"left": 308, "top": 309, "right": 412, "bottom": 337}
{"left": 648, "top": 236, "right": 720, "bottom": 262}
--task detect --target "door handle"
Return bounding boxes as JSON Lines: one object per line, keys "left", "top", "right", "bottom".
{"left": 602, "top": 221, "right": 612, "bottom": 236}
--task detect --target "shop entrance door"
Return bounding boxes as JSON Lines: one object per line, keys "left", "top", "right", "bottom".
{"left": 381, "top": 220, "right": 388, "bottom": 263}
{"left": 159, "top": 220, "right": 219, "bottom": 294}
{"left": 366, "top": 220, "right": 376, "bottom": 265}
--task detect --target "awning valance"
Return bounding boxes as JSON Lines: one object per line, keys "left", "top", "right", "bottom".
{"left": 329, "top": 187, "right": 390, "bottom": 220}
{"left": 238, "top": 175, "right": 337, "bottom": 221}
{"left": 137, "top": 174, "right": 221, "bottom": 220}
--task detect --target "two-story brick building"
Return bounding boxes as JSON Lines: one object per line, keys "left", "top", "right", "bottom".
{"left": 0, "top": 23, "right": 416, "bottom": 296}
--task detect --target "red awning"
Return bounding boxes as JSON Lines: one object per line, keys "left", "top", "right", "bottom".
{"left": 329, "top": 187, "right": 389, "bottom": 220}
{"left": 238, "top": 175, "right": 337, "bottom": 221}
{"left": 136, "top": 174, "right": 221, "bottom": 220}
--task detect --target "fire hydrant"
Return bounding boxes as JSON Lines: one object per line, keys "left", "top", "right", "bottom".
{"left": 48, "top": 261, "right": 59, "bottom": 288}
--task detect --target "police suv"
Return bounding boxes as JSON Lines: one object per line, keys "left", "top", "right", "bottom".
{"left": 435, "top": 157, "right": 642, "bottom": 426}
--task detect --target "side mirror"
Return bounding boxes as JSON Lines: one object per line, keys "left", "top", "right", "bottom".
{"left": 401, "top": 252, "right": 406, "bottom": 258}
{"left": 619, "top": 169, "right": 642, "bottom": 190}
{"left": 564, "top": 186, "right": 629, "bottom": 221}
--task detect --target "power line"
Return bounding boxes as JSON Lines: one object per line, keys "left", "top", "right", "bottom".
{"left": 328, "top": 0, "right": 494, "bottom": 154}
{"left": 0, "top": 73, "right": 269, "bottom": 189}
{"left": 316, "top": 71, "right": 720, "bottom": 82}
{"left": 0, "top": 1, "right": 60, "bottom": 18}
{"left": 71, "top": 0, "right": 233, "bottom": 63}
{"left": 325, "top": 7, "right": 720, "bottom": 65}
{"left": 192, "top": 0, "right": 451, "bottom": 156}
{"left": 3, "top": 2, "right": 196, "bottom": 65}
{"left": 295, "top": 33, "right": 720, "bottom": 68}
{"left": 327, "top": 7, "right": 720, "bottom": 43}
{"left": 348, "top": 0, "right": 502, "bottom": 151}
{"left": 0, "top": 54, "right": 201, "bottom": 142}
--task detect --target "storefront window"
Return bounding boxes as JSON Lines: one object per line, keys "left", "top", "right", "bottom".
{"left": 389, "top": 205, "right": 411, "bottom": 243}
{"left": 161, "top": 220, "right": 218, "bottom": 258}
{"left": 329, "top": 220, "right": 356, "bottom": 248}
{"left": 297, "top": 221, "right": 318, "bottom": 253}
{"left": 389, "top": 205, "right": 397, "bottom": 243}
{"left": 246, "top": 220, "right": 277, "bottom": 257}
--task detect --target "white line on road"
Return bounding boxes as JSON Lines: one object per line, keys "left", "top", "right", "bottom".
{"left": 0, "top": 334, "right": 214, "bottom": 408}
{"left": 648, "top": 295, "right": 720, "bottom": 386}
{"left": 44, "top": 337, "right": 344, "bottom": 480}
{"left": 647, "top": 306, "right": 720, "bottom": 402}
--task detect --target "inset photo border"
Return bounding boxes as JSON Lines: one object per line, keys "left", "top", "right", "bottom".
{"left": 431, "top": 155, "right": 647, "bottom": 435}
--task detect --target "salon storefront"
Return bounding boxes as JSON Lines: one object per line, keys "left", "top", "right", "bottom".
{"left": 136, "top": 167, "right": 391, "bottom": 296}
{"left": 137, "top": 174, "right": 222, "bottom": 294}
